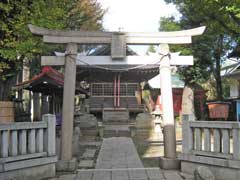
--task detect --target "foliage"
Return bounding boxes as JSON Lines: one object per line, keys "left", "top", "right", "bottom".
{"left": 161, "top": 0, "right": 240, "bottom": 100}
{"left": 0, "top": 0, "right": 105, "bottom": 100}
{"left": 0, "top": 0, "right": 105, "bottom": 79}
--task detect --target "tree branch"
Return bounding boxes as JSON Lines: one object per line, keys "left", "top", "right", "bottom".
{"left": 228, "top": 11, "right": 240, "bottom": 26}
{"left": 208, "top": 14, "right": 240, "bottom": 35}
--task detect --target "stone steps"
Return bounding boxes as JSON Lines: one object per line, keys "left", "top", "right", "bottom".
{"left": 78, "top": 160, "right": 95, "bottom": 169}
{"left": 78, "top": 146, "right": 100, "bottom": 170}
{"left": 103, "top": 109, "right": 129, "bottom": 122}
{"left": 103, "top": 125, "right": 131, "bottom": 137}
{"left": 76, "top": 168, "right": 165, "bottom": 180}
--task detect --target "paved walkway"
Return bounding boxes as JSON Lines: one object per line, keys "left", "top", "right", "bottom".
{"left": 96, "top": 137, "right": 143, "bottom": 169}
{"left": 54, "top": 137, "right": 193, "bottom": 180}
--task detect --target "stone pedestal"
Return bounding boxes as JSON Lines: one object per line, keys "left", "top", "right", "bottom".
{"left": 56, "top": 158, "right": 77, "bottom": 172}
{"left": 159, "top": 157, "right": 180, "bottom": 170}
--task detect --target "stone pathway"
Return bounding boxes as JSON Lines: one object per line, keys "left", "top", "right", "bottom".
{"left": 55, "top": 169, "right": 193, "bottom": 180}
{"left": 96, "top": 137, "right": 143, "bottom": 169}
{"left": 53, "top": 137, "right": 193, "bottom": 180}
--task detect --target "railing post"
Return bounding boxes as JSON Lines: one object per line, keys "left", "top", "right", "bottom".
{"left": 1, "top": 131, "right": 9, "bottom": 158}
{"left": 213, "top": 129, "right": 221, "bottom": 153}
{"left": 204, "top": 128, "right": 211, "bottom": 151}
{"left": 10, "top": 130, "right": 18, "bottom": 156}
{"left": 36, "top": 129, "right": 44, "bottom": 153}
{"left": 233, "top": 127, "right": 240, "bottom": 160}
{"left": 28, "top": 129, "right": 36, "bottom": 153}
{"left": 182, "top": 116, "right": 193, "bottom": 153}
{"left": 222, "top": 129, "right": 230, "bottom": 154}
{"left": 19, "top": 130, "right": 27, "bottom": 155}
{"left": 43, "top": 114, "right": 56, "bottom": 156}
{"left": 195, "top": 128, "right": 202, "bottom": 151}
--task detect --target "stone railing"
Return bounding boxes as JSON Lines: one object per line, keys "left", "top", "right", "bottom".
{"left": 179, "top": 120, "right": 240, "bottom": 170}
{"left": 0, "top": 114, "right": 57, "bottom": 173}
{"left": 182, "top": 120, "right": 240, "bottom": 159}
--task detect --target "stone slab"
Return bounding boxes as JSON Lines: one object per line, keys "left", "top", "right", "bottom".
{"left": 112, "top": 170, "right": 129, "bottom": 180}
{"left": 76, "top": 170, "right": 93, "bottom": 179}
{"left": 92, "top": 170, "right": 111, "bottom": 180}
{"left": 128, "top": 169, "right": 148, "bottom": 179}
{"left": 75, "top": 168, "right": 167, "bottom": 180}
{"left": 79, "top": 141, "right": 102, "bottom": 147}
{"left": 78, "top": 160, "right": 94, "bottom": 168}
{"left": 0, "top": 163, "right": 55, "bottom": 180}
{"left": 96, "top": 137, "right": 144, "bottom": 169}
{"left": 82, "top": 149, "right": 97, "bottom": 159}
{"left": 56, "top": 158, "right": 77, "bottom": 172}
{"left": 4, "top": 156, "right": 57, "bottom": 171}
{"left": 164, "top": 171, "right": 183, "bottom": 180}
{"left": 181, "top": 161, "right": 240, "bottom": 180}
{"left": 146, "top": 168, "right": 164, "bottom": 179}
{"left": 179, "top": 172, "right": 194, "bottom": 180}
{"left": 59, "top": 174, "right": 76, "bottom": 180}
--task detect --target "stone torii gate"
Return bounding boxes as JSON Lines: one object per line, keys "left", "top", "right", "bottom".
{"left": 28, "top": 24, "right": 205, "bottom": 170}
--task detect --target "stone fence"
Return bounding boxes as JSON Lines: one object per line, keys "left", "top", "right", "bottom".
{"left": 0, "top": 114, "right": 57, "bottom": 180}
{"left": 179, "top": 120, "right": 240, "bottom": 180}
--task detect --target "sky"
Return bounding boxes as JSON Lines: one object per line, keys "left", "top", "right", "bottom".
{"left": 98, "top": 0, "right": 180, "bottom": 32}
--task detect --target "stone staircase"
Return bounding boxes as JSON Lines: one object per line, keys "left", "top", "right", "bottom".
{"left": 103, "top": 124, "right": 131, "bottom": 138}
{"left": 78, "top": 141, "right": 102, "bottom": 170}
{"left": 102, "top": 108, "right": 129, "bottom": 122}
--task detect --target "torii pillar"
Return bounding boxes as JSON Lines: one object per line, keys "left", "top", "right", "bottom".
{"left": 159, "top": 44, "right": 178, "bottom": 169}
{"left": 61, "top": 43, "right": 77, "bottom": 161}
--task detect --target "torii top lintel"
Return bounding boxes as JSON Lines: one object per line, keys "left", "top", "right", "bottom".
{"left": 28, "top": 24, "right": 205, "bottom": 45}
{"left": 29, "top": 24, "right": 205, "bottom": 59}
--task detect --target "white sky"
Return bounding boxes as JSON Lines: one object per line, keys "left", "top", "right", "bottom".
{"left": 99, "top": 0, "right": 180, "bottom": 32}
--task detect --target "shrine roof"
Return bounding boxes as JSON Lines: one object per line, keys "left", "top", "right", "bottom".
{"left": 13, "top": 66, "right": 86, "bottom": 94}
{"left": 56, "top": 45, "right": 160, "bottom": 82}
{"left": 222, "top": 62, "right": 240, "bottom": 80}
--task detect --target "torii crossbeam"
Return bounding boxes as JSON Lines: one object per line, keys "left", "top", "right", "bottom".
{"left": 28, "top": 24, "right": 205, "bottom": 170}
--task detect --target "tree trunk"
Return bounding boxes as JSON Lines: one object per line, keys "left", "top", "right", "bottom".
{"left": 214, "top": 35, "right": 224, "bottom": 101}
{"left": 0, "top": 76, "right": 17, "bottom": 101}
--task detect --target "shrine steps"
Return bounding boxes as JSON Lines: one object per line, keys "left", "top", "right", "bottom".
{"left": 103, "top": 124, "right": 131, "bottom": 138}
{"left": 102, "top": 108, "right": 129, "bottom": 122}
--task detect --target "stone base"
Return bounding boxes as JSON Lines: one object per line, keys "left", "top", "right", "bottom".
{"left": 0, "top": 163, "right": 55, "bottom": 180}
{"left": 56, "top": 158, "right": 77, "bottom": 172}
{"left": 181, "top": 161, "right": 240, "bottom": 180}
{"left": 159, "top": 157, "right": 180, "bottom": 170}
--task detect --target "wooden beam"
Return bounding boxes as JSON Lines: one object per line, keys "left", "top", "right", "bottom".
{"left": 41, "top": 55, "right": 193, "bottom": 66}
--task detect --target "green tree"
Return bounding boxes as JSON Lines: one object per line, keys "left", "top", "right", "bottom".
{"left": 0, "top": 0, "right": 105, "bottom": 100}
{"left": 161, "top": 0, "right": 240, "bottom": 100}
